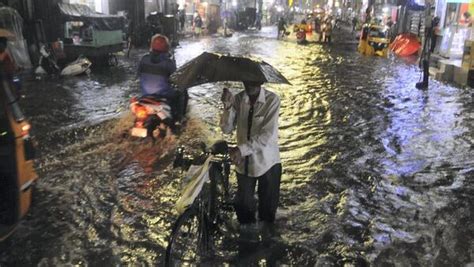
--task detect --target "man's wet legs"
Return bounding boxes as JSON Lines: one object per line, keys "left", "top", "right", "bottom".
{"left": 257, "top": 164, "right": 282, "bottom": 223}
{"left": 235, "top": 174, "right": 257, "bottom": 224}
{"left": 235, "top": 164, "right": 282, "bottom": 224}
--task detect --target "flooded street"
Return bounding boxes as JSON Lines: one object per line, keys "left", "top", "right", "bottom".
{"left": 1, "top": 27, "right": 473, "bottom": 266}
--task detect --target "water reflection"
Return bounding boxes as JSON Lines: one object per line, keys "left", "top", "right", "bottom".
{"left": 1, "top": 28, "right": 473, "bottom": 266}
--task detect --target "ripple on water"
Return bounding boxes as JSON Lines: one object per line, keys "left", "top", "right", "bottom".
{"left": 1, "top": 29, "right": 473, "bottom": 266}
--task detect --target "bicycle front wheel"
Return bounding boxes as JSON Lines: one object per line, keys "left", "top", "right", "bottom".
{"left": 165, "top": 208, "right": 209, "bottom": 266}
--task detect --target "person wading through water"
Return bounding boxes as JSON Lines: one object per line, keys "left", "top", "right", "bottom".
{"left": 220, "top": 81, "right": 282, "bottom": 233}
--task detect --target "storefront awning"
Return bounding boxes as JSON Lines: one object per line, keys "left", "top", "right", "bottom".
{"left": 58, "top": 3, "right": 126, "bottom": 31}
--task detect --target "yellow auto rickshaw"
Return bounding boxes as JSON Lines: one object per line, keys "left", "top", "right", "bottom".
{"left": 358, "top": 24, "right": 390, "bottom": 57}
{"left": 0, "top": 79, "right": 38, "bottom": 242}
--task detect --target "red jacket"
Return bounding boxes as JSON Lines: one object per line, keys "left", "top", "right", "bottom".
{"left": 0, "top": 50, "right": 17, "bottom": 77}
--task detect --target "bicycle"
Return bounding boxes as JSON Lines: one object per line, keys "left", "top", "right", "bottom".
{"left": 165, "top": 140, "right": 235, "bottom": 266}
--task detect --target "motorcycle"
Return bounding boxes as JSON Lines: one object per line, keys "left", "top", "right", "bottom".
{"left": 35, "top": 45, "right": 92, "bottom": 77}
{"left": 129, "top": 92, "right": 188, "bottom": 140}
{"left": 60, "top": 57, "right": 92, "bottom": 76}
{"left": 130, "top": 96, "right": 173, "bottom": 139}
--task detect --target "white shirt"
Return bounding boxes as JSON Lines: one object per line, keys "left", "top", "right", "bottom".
{"left": 220, "top": 88, "right": 281, "bottom": 177}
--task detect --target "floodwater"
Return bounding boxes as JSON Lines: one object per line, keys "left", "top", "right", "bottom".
{"left": 1, "top": 27, "right": 473, "bottom": 266}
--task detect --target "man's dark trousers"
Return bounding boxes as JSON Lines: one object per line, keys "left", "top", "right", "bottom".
{"left": 235, "top": 163, "right": 282, "bottom": 224}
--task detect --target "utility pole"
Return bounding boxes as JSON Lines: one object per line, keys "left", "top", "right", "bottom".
{"left": 416, "top": 0, "right": 433, "bottom": 89}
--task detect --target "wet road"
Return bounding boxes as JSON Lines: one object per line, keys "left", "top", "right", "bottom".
{"left": 1, "top": 27, "right": 473, "bottom": 266}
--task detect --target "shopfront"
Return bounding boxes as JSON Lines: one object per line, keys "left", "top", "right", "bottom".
{"left": 437, "top": 0, "right": 472, "bottom": 59}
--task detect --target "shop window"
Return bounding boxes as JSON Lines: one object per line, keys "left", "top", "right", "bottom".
{"left": 444, "top": 2, "right": 470, "bottom": 27}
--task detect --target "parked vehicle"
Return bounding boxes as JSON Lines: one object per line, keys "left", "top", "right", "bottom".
{"left": 358, "top": 24, "right": 390, "bottom": 57}
{"left": 132, "top": 12, "right": 179, "bottom": 49}
{"left": 34, "top": 45, "right": 91, "bottom": 76}
{"left": 60, "top": 56, "right": 91, "bottom": 76}
{"left": 235, "top": 8, "right": 257, "bottom": 31}
{"left": 0, "top": 78, "right": 38, "bottom": 242}
{"left": 56, "top": 3, "right": 126, "bottom": 63}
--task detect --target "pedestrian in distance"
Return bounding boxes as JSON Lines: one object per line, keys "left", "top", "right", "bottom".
{"left": 220, "top": 81, "right": 282, "bottom": 230}
{"left": 193, "top": 12, "right": 203, "bottom": 37}
{"left": 352, "top": 16, "right": 358, "bottom": 32}
{"left": 463, "top": 12, "right": 472, "bottom": 27}
{"left": 277, "top": 17, "right": 287, "bottom": 39}
{"left": 322, "top": 18, "right": 332, "bottom": 43}
{"left": 314, "top": 16, "right": 322, "bottom": 41}
{"left": 430, "top": 16, "right": 441, "bottom": 53}
{"left": 179, "top": 6, "right": 186, "bottom": 32}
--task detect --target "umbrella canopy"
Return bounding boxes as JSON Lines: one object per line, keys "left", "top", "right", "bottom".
{"left": 0, "top": 29, "right": 16, "bottom": 41}
{"left": 170, "top": 52, "right": 291, "bottom": 89}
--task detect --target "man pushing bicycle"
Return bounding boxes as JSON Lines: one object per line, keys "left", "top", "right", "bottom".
{"left": 220, "top": 81, "right": 282, "bottom": 229}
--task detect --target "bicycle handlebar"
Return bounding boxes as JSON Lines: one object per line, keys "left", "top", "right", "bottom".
{"left": 173, "top": 140, "right": 231, "bottom": 169}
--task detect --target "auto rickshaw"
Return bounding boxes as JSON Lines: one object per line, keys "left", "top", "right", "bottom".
{"left": 0, "top": 79, "right": 38, "bottom": 242}
{"left": 358, "top": 24, "right": 390, "bottom": 57}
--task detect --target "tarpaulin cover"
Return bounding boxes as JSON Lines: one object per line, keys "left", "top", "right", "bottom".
{"left": 58, "top": 3, "right": 125, "bottom": 31}
{"left": 175, "top": 156, "right": 214, "bottom": 214}
{"left": 390, "top": 33, "right": 421, "bottom": 57}
{"left": 0, "top": 7, "right": 31, "bottom": 68}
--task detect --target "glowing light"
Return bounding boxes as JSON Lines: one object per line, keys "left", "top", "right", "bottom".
{"left": 94, "top": 0, "right": 102, "bottom": 12}
{"left": 383, "top": 7, "right": 389, "bottom": 13}
{"left": 135, "top": 106, "right": 148, "bottom": 120}
{"left": 232, "top": 0, "right": 237, "bottom": 6}
{"left": 21, "top": 123, "right": 31, "bottom": 137}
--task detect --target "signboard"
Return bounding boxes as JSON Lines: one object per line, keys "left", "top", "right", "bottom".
{"left": 440, "top": 25, "right": 471, "bottom": 58}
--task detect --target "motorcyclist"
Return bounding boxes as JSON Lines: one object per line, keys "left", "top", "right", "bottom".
{"left": 137, "top": 34, "right": 185, "bottom": 122}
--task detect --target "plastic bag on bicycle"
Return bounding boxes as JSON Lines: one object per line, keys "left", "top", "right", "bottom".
{"left": 175, "top": 155, "right": 214, "bottom": 214}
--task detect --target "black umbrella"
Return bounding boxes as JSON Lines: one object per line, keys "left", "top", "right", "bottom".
{"left": 170, "top": 52, "right": 291, "bottom": 89}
